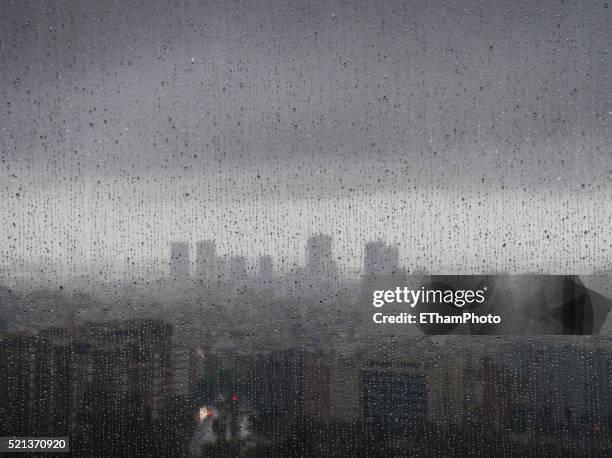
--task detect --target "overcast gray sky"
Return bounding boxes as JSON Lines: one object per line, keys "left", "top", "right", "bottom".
{"left": 1, "top": 0, "right": 610, "bottom": 280}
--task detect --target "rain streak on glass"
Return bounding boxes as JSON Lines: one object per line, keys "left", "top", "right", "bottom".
{"left": 0, "top": 0, "right": 610, "bottom": 456}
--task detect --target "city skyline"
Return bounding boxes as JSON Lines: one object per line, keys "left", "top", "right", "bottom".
{"left": 3, "top": 180, "right": 612, "bottom": 278}
{"left": 4, "top": 216, "right": 612, "bottom": 288}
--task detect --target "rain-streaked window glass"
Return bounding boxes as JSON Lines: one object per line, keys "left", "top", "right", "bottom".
{"left": 0, "top": 0, "right": 610, "bottom": 456}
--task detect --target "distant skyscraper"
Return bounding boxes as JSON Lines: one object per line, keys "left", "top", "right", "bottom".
{"left": 258, "top": 255, "right": 274, "bottom": 287}
{"left": 229, "top": 256, "right": 248, "bottom": 286}
{"left": 364, "top": 241, "right": 400, "bottom": 276}
{"left": 196, "top": 240, "right": 217, "bottom": 281}
{"left": 360, "top": 241, "right": 409, "bottom": 340}
{"left": 306, "top": 234, "right": 338, "bottom": 283}
{"left": 364, "top": 241, "right": 384, "bottom": 276}
{"left": 170, "top": 241, "right": 190, "bottom": 276}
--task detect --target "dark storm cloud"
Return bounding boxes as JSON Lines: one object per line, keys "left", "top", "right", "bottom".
{"left": 0, "top": 0, "right": 611, "bottom": 278}
{"left": 1, "top": 0, "right": 609, "bottom": 193}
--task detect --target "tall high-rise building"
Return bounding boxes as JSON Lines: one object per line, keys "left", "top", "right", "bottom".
{"left": 360, "top": 240, "right": 409, "bottom": 340}
{"left": 170, "top": 241, "right": 190, "bottom": 276}
{"left": 360, "top": 360, "right": 428, "bottom": 425}
{"left": 306, "top": 234, "right": 338, "bottom": 283}
{"left": 254, "top": 350, "right": 305, "bottom": 419}
{"left": 196, "top": 240, "right": 217, "bottom": 281}
{"left": 364, "top": 241, "right": 400, "bottom": 276}
{"left": 258, "top": 255, "right": 274, "bottom": 287}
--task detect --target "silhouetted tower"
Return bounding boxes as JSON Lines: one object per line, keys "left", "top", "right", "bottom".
{"left": 364, "top": 241, "right": 400, "bottom": 276}
{"left": 258, "top": 255, "right": 274, "bottom": 287}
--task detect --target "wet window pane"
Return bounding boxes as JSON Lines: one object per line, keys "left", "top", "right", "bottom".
{"left": 0, "top": 0, "right": 610, "bottom": 456}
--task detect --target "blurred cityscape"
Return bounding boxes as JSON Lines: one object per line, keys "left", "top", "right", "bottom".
{"left": 1, "top": 235, "right": 611, "bottom": 456}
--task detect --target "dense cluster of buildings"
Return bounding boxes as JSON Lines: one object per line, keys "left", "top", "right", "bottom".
{"left": 0, "top": 320, "right": 174, "bottom": 433}
{"left": 0, "top": 316, "right": 610, "bottom": 452}
{"left": 251, "top": 343, "right": 611, "bottom": 439}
